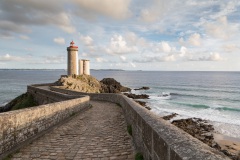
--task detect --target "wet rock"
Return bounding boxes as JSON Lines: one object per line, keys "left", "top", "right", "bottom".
{"left": 134, "top": 100, "right": 151, "bottom": 110}
{"left": 134, "top": 86, "right": 150, "bottom": 90}
{"left": 145, "top": 106, "right": 151, "bottom": 110}
{"left": 124, "top": 93, "right": 149, "bottom": 99}
{"left": 134, "top": 100, "right": 146, "bottom": 106}
{"left": 172, "top": 118, "right": 214, "bottom": 146}
{"left": 162, "top": 113, "right": 178, "bottom": 120}
{"left": 100, "top": 78, "right": 131, "bottom": 93}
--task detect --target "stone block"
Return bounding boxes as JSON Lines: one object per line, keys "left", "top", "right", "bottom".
{"left": 142, "top": 119, "right": 152, "bottom": 153}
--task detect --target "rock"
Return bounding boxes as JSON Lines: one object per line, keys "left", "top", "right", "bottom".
{"left": 134, "top": 86, "right": 150, "bottom": 90}
{"left": 0, "top": 93, "right": 38, "bottom": 112}
{"left": 134, "top": 100, "right": 146, "bottom": 106}
{"left": 124, "top": 93, "right": 149, "bottom": 99}
{"left": 145, "top": 106, "right": 151, "bottom": 110}
{"left": 134, "top": 100, "right": 151, "bottom": 110}
{"left": 100, "top": 78, "right": 131, "bottom": 93}
{"left": 162, "top": 113, "right": 178, "bottom": 120}
{"left": 55, "top": 75, "right": 102, "bottom": 93}
{"left": 172, "top": 118, "right": 214, "bottom": 147}
{"left": 54, "top": 76, "right": 131, "bottom": 93}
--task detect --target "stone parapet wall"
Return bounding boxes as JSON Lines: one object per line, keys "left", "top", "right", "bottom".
{"left": 28, "top": 85, "right": 80, "bottom": 105}
{"left": 50, "top": 87, "right": 230, "bottom": 160}
{"left": 0, "top": 85, "right": 90, "bottom": 157}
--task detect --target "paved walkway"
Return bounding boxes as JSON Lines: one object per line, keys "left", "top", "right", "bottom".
{"left": 11, "top": 101, "right": 135, "bottom": 160}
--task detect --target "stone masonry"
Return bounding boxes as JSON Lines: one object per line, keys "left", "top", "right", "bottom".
{"left": 10, "top": 101, "right": 135, "bottom": 160}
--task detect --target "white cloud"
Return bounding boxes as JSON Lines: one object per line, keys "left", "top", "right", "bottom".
{"left": 106, "top": 35, "right": 138, "bottom": 55}
{"left": 222, "top": 44, "right": 239, "bottom": 53}
{"left": 31, "top": 55, "right": 65, "bottom": 64}
{"left": 205, "top": 16, "right": 238, "bottom": 40}
{"left": 120, "top": 56, "right": 126, "bottom": 61}
{"left": 179, "top": 46, "right": 187, "bottom": 57}
{"left": 189, "top": 52, "right": 224, "bottom": 61}
{"left": 96, "top": 57, "right": 108, "bottom": 63}
{"left": 153, "top": 41, "right": 172, "bottom": 53}
{"left": 19, "top": 35, "right": 30, "bottom": 40}
{"left": 207, "top": 52, "right": 224, "bottom": 61}
{"left": 80, "top": 35, "right": 93, "bottom": 46}
{"left": 130, "top": 62, "right": 136, "bottom": 68}
{"left": 0, "top": 54, "right": 24, "bottom": 62}
{"left": 53, "top": 37, "right": 65, "bottom": 45}
{"left": 188, "top": 33, "right": 201, "bottom": 46}
{"left": 161, "top": 42, "right": 171, "bottom": 53}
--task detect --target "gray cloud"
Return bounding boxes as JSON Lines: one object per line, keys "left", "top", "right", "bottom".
{"left": 0, "top": 0, "right": 75, "bottom": 35}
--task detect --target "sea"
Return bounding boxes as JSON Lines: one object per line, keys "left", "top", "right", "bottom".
{"left": 0, "top": 69, "right": 240, "bottom": 138}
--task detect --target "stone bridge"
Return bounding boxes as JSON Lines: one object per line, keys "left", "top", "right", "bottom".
{"left": 0, "top": 84, "right": 230, "bottom": 160}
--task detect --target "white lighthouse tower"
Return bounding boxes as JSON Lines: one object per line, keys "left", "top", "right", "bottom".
{"left": 67, "top": 41, "right": 78, "bottom": 76}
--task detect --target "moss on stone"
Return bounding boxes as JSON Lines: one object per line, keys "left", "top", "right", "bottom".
{"left": 9, "top": 93, "right": 38, "bottom": 111}
{"left": 135, "top": 152, "right": 144, "bottom": 160}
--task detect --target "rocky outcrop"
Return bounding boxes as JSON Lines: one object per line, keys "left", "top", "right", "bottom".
{"left": 162, "top": 113, "right": 178, "bottom": 120}
{"left": 134, "top": 100, "right": 146, "bottom": 106}
{"left": 54, "top": 75, "right": 131, "bottom": 94}
{"left": 172, "top": 118, "right": 215, "bottom": 147}
{"left": 0, "top": 93, "right": 38, "bottom": 112}
{"left": 134, "top": 100, "right": 151, "bottom": 110}
{"left": 124, "top": 93, "right": 149, "bottom": 99}
{"left": 55, "top": 75, "right": 102, "bottom": 93}
{"left": 134, "top": 86, "right": 150, "bottom": 90}
{"left": 100, "top": 78, "right": 131, "bottom": 93}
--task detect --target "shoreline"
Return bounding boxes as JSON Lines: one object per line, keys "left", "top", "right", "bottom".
{"left": 214, "top": 133, "right": 240, "bottom": 156}
{"left": 161, "top": 113, "right": 240, "bottom": 160}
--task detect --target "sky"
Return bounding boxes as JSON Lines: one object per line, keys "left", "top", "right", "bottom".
{"left": 0, "top": 0, "right": 240, "bottom": 71}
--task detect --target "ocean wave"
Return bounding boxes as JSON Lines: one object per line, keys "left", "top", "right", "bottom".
{"left": 172, "top": 102, "right": 240, "bottom": 112}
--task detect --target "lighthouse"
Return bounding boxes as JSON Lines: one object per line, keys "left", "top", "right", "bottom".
{"left": 67, "top": 41, "right": 78, "bottom": 76}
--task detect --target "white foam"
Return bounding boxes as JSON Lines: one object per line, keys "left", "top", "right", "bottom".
{"left": 149, "top": 100, "right": 240, "bottom": 138}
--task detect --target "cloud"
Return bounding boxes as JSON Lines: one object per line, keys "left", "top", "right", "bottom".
{"left": 71, "top": 0, "right": 131, "bottom": 20}
{"left": 31, "top": 55, "right": 66, "bottom": 64}
{"left": 134, "top": 54, "right": 176, "bottom": 63}
{"left": 189, "top": 52, "right": 224, "bottom": 61}
{"left": 222, "top": 44, "right": 240, "bottom": 53}
{"left": 188, "top": 33, "right": 201, "bottom": 46}
{"left": 139, "top": 0, "right": 173, "bottom": 23}
{"left": 120, "top": 56, "right": 126, "bottom": 61}
{"left": 204, "top": 16, "right": 238, "bottom": 40}
{"left": 106, "top": 35, "right": 138, "bottom": 55}
{"left": 53, "top": 37, "right": 65, "bottom": 45}
{"left": 19, "top": 35, "right": 30, "bottom": 40}
{"left": 0, "top": 54, "right": 24, "bottom": 62}
{"left": 96, "top": 57, "right": 108, "bottom": 63}
{"left": 80, "top": 35, "right": 93, "bottom": 46}
{"left": 0, "top": 1, "right": 75, "bottom": 35}
{"left": 161, "top": 42, "right": 172, "bottom": 53}
{"left": 153, "top": 41, "right": 172, "bottom": 53}
{"left": 209, "top": 1, "right": 240, "bottom": 19}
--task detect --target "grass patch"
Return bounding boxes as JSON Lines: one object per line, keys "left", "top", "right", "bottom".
{"left": 135, "top": 152, "right": 144, "bottom": 160}
{"left": 116, "top": 103, "right": 122, "bottom": 108}
{"left": 70, "top": 112, "right": 76, "bottom": 117}
{"left": 10, "top": 93, "right": 38, "bottom": 111}
{"left": 3, "top": 154, "right": 13, "bottom": 160}
{"left": 127, "top": 125, "right": 132, "bottom": 136}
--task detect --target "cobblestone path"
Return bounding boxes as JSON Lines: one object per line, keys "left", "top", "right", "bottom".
{"left": 11, "top": 101, "right": 135, "bottom": 160}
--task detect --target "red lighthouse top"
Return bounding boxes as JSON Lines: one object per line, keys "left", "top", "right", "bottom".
{"left": 69, "top": 40, "right": 78, "bottom": 48}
